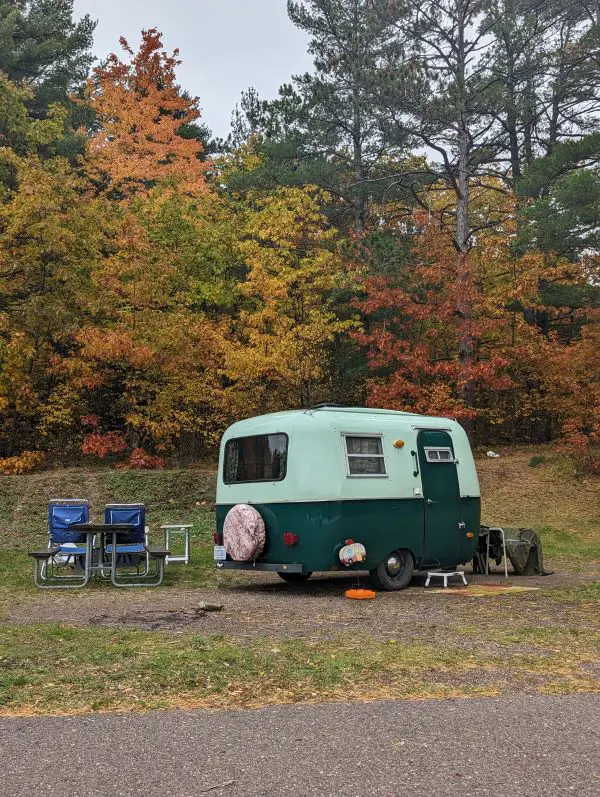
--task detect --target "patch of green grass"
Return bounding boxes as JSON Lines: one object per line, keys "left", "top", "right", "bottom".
{"left": 490, "top": 625, "right": 600, "bottom": 648}
{"left": 538, "top": 525, "right": 600, "bottom": 564}
{"left": 528, "top": 455, "right": 546, "bottom": 468}
{"left": 103, "top": 470, "right": 215, "bottom": 514}
{"left": 0, "top": 479, "right": 21, "bottom": 528}
{"left": 543, "top": 582, "right": 600, "bottom": 605}
{"left": 1, "top": 622, "right": 598, "bottom": 717}
{"left": 161, "top": 539, "right": 229, "bottom": 589}
{"left": 0, "top": 625, "right": 490, "bottom": 715}
{"left": 0, "top": 515, "right": 222, "bottom": 600}
{"left": 0, "top": 550, "right": 35, "bottom": 600}
{"left": 0, "top": 469, "right": 217, "bottom": 549}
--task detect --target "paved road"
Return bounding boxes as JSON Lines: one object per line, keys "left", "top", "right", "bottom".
{"left": 1, "top": 695, "right": 598, "bottom": 796}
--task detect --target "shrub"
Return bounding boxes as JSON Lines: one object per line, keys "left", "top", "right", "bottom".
{"left": 0, "top": 451, "right": 45, "bottom": 475}
{"left": 561, "top": 419, "right": 600, "bottom": 474}
{"left": 82, "top": 431, "right": 127, "bottom": 459}
{"left": 528, "top": 455, "right": 546, "bottom": 468}
{"left": 116, "top": 448, "right": 167, "bottom": 470}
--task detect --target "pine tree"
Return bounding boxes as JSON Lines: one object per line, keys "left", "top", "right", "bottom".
{"left": 0, "top": 1, "right": 95, "bottom": 114}
{"left": 230, "top": 1, "right": 409, "bottom": 233}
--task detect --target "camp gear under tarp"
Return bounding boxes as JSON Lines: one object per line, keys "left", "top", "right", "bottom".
{"left": 475, "top": 526, "right": 553, "bottom": 576}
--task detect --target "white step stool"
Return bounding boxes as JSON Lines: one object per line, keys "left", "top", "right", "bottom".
{"left": 425, "top": 570, "right": 468, "bottom": 588}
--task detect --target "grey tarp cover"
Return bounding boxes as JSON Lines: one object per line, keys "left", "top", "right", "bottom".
{"left": 503, "top": 527, "right": 553, "bottom": 575}
{"left": 480, "top": 526, "right": 553, "bottom": 575}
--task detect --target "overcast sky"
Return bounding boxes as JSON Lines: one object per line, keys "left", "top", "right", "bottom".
{"left": 72, "top": 0, "right": 313, "bottom": 138}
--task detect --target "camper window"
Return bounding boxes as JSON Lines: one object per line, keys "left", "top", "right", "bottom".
{"left": 424, "top": 447, "right": 454, "bottom": 463}
{"left": 224, "top": 434, "right": 288, "bottom": 484}
{"left": 344, "top": 435, "right": 387, "bottom": 477}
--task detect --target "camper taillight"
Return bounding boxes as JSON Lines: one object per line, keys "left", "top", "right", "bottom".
{"left": 283, "top": 533, "right": 298, "bottom": 546}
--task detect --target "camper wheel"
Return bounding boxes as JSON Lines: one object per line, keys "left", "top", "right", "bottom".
{"left": 370, "top": 550, "right": 415, "bottom": 591}
{"left": 277, "top": 571, "right": 313, "bottom": 583}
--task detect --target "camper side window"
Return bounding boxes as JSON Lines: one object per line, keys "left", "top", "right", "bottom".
{"left": 344, "top": 435, "right": 387, "bottom": 476}
{"left": 424, "top": 447, "right": 454, "bottom": 463}
{"left": 224, "top": 434, "right": 288, "bottom": 484}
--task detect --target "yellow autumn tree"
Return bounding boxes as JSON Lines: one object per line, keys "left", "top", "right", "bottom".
{"left": 223, "top": 186, "right": 357, "bottom": 415}
{"left": 0, "top": 153, "right": 113, "bottom": 458}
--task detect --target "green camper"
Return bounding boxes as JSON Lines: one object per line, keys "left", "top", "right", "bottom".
{"left": 214, "top": 406, "right": 481, "bottom": 590}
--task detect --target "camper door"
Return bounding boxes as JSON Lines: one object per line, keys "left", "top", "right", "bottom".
{"left": 418, "top": 430, "right": 462, "bottom": 568}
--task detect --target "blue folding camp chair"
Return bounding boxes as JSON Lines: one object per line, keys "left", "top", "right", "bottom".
{"left": 103, "top": 503, "right": 168, "bottom": 587}
{"left": 28, "top": 499, "right": 93, "bottom": 589}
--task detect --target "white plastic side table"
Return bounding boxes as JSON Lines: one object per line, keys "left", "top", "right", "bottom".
{"left": 425, "top": 571, "right": 468, "bottom": 588}
{"left": 161, "top": 525, "right": 192, "bottom": 565}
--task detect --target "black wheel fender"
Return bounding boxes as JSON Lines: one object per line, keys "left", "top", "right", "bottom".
{"left": 277, "top": 571, "right": 313, "bottom": 584}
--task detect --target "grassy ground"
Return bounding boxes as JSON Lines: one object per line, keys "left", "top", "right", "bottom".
{"left": 0, "top": 467, "right": 220, "bottom": 602}
{"left": 0, "top": 446, "right": 598, "bottom": 716}
{"left": 1, "top": 619, "right": 598, "bottom": 716}
{"left": 0, "top": 467, "right": 217, "bottom": 549}
{"left": 478, "top": 446, "right": 600, "bottom": 567}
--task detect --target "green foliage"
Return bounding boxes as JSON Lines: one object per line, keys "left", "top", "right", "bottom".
{"left": 518, "top": 135, "right": 600, "bottom": 199}
{"left": 0, "top": 0, "right": 95, "bottom": 114}
{"left": 522, "top": 168, "right": 600, "bottom": 257}
{"left": 229, "top": 2, "right": 412, "bottom": 231}
{"left": 528, "top": 455, "right": 546, "bottom": 468}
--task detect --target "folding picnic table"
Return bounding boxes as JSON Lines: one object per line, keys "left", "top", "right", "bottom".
{"left": 71, "top": 523, "right": 134, "bottom": 583}
{"left": 71, "top": 522, "right": 169, "bottom": 587}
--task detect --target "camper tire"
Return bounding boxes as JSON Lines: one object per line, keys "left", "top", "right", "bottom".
{"left": 277, "top": 571, "right": 312, "bottom": 583}
{"left": 370, "top": 550, "right": 415, "bottom": 591}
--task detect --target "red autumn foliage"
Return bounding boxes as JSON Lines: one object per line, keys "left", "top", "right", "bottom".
{"left": 549, "top": 321, "right": 600, "bottom": 472}
{"left": 116, "top": 448, "right": 166, "bottom": 470}
{"left": 82, "top": 432, "right": 128, "bottom": 459}
{"left": 357, "top": 218, "right": 521, "bottom": 421}
{"left": 80, "top": 414, "right": 101, "bottom": 430}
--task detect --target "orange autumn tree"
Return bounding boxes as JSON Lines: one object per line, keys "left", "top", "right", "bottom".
{"left": 526, "top": 268, "right": 600, "bottom": 472}
{"left": 558, "top": 321, "right": 600, "bottom": 472}
{"left": 61, "top": 31, "right": 232, "bottom": 464}
{"left": 357, "top": 212, "right": 576, "bottom": 441}
{"left": 82, "top": 28, "right": 209, "bottom": 197}
{"left": 64, "top": 187, "right": 235, "bottom": 461}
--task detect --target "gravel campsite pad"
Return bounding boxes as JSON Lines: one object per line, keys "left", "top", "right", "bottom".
{"left": 5, "top": 569, "right": 598, "bottom": 642}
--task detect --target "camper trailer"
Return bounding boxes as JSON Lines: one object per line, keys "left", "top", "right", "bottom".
{"left": 214, "top": 406, "right": 481, "bottom": 590}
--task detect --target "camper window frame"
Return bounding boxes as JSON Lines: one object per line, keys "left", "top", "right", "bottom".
{"left": 423, "top": 447, "right": 455, "bottom": 464}
{"left": 223, "top": 433, "right": 289, "bottom": 485}
{"left": 342, "top": 433, "right": 388, "bottom": 478}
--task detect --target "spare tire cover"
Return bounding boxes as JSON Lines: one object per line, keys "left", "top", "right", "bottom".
{"left": 223, "top": 504, "right": 266, "bottom": 562}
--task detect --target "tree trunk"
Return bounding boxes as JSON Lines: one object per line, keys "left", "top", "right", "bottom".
{"left": 502, "top": 0, "right": 521, "bottom": 184}
{"left": 353, "top": 99, "right": 365, "bottom": 233}
{"left": 455, "top": 1, "right": 475, "bottom": 431}
{"left": 352, "top": 0, "right": 365, "bottom": 233}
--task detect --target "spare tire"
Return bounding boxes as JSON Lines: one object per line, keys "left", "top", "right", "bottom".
{"left": 223, "top": 504, "right": 266, "bottom": 562}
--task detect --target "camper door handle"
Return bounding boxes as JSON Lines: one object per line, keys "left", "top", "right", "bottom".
{"left": 426, "top": 499, "right": 437, "bottom": 505}
{"left": 411, "top": 450, "right": 419, "bottom": 478}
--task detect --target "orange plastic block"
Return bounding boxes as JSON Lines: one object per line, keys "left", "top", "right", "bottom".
{"left": 345, "top": 588, "right": 377, "bottom": 600}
